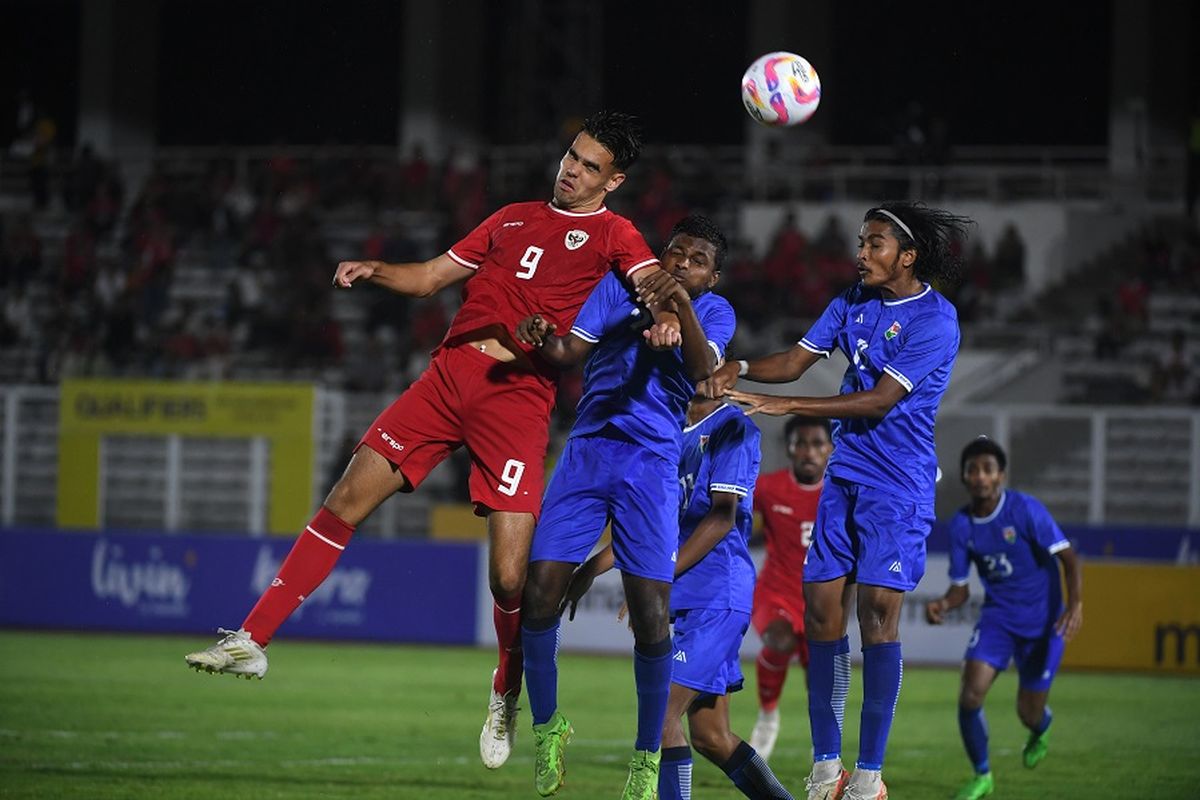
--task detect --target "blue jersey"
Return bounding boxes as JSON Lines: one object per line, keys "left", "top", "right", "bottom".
{"left": 800, "top": 282, "right": 959, "bottom": 501}
{"left": 948, "top": 490, "right": 1071, "bottom": 638}
{"left": 570, "top": 272, "right": 736, "bottom": 463}
{"left": 672, "top": 403, "right": 761, "bottom": 614}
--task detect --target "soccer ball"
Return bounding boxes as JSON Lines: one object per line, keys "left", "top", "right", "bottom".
{"left": 741, "top": 51, "right": 821, "bottom": 127}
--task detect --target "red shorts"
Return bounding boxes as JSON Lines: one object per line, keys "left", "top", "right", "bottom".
{"left": 357, "top": 344, "right": 555, "bottom": 517}
{"left": 752, "top": 582, "right": 809, "bottom": 667}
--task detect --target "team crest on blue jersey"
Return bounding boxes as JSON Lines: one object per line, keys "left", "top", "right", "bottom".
{"left": 884, "top": 321, "right": 902, "bottom": 340}
{"left": 565, "top": 229, "right": 589, "bottom": 250}
{"left": 699, "top": 434, "right": 710, "bottom": 452}
{"left": 1002, "top": 526, "right": 1017, "bottom": 544}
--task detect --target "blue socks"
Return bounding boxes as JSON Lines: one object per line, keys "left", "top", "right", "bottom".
{"left": 857, "top": 641, "right": 902, "bottom": 771}
{"left": 958, "top": 705, "right": 990, "bottom": 774}
{"left": 1033, "top": 706, "right": 1053, "bottom": 736}
{"left": 807, "top": 636, "right": 850, "bottom": 763}
{"left": 658, "top": 746, "right": 693, "bottom": 800}
{"left": 522, "top": 616, "right": 561, "bottom": 726}
{"left": 721, "top": 740, "right": 795, "bottom": 799}
{"left": 633, "top": 637, "right": 673, "bottom": 752}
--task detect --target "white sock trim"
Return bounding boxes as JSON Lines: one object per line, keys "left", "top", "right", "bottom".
{"left": 305, "top": 525, "right": 346, "bottom": 550}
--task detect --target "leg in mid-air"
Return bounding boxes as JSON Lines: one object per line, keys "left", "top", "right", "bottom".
{"left": 619, "top": 572, "right": 673, "bottom": 800}
{"left": 953, "top": 659, "right": 999, "bottom": 800}
{"left": 479, "top": 510, "right": 535, "bottom": 769}
{"left": 842, "top": 583, "right": 904, "bottom": 800}
{"left": 521, "top": 559, "right": 578, "bottom": 797}
{"left": 801, "top": 576, "right": 853, "bottom": 800}
{"left": 184, "top": 446, "right": 408, "bottom": 679}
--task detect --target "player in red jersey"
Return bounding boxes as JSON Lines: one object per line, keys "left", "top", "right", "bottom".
{"left": 184, "top": 111, "right": 674, "bottom": 771}
{"left": 749, "top": 415, "right": 833, "bottom": 761}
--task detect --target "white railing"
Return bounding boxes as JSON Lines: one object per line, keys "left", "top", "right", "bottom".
{"left": 937, "top": 405, "right": 1200, "bottom": 527}
{"left": 2, "top": 385, "right": 1196, "bottom": 533}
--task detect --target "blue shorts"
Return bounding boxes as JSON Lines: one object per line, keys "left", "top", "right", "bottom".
{"left": 531, "top": 433, "right": 678, "bottom": 582}
{"left": 804, "top": 477, "right": 933, "bottom": 591}
{"left": 670, "top": 608, "right": 749, "bottom": 696}
{"left": 965, "top": 615, "right": 1065, "bottom": 692}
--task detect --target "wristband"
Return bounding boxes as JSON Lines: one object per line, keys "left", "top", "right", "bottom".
{"left": 737, "top": 359, "right": 750, "bottom": 377}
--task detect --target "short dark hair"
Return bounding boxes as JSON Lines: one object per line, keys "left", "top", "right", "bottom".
{"left": 864, "top": 202, "right": 974, "bottom": 288}
{"left": 580, "top": 111, "right": 643, "bottom": 171}
{"left": 960, "top": 436, "right": 1007, "bottom": 473}
{"left": 668, "top": 214, "right": 728, "bottom": 270}
{"left": 785, "top": 415, "right": 832, "bottom": 441}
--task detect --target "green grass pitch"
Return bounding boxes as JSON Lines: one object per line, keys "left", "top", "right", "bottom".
{"left": 0, "top": 631, "right": 1197, "bottom": 798}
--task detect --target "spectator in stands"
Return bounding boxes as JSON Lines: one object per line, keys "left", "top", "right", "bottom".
{"left": 1187, "top": 110, "right": 1200, "bottom": 222}
{"left": 1, "top": 214, "right": 41, "bottom": 291}
{"left": 1151, "top": 330, "right": 1197, "bottom": 405}
{"left": 27, "top": 105, "right": 57, "bottom": 211}
{"left": 1088, "top": 296, "right": 1126, "bottom": 360}
{"left": 993, "top": 223, "right": 1026, "bottom": 291}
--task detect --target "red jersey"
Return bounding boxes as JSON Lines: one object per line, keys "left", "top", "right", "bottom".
{"left": 754, "top": 468, "right": 823, "bottom": 593}
{"left": 443, "top": 201, "right": 658, "bottom": 362}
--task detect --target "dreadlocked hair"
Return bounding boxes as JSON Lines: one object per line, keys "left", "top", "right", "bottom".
{"left": 865, "top": 201, "right": 974, "bottom": 288}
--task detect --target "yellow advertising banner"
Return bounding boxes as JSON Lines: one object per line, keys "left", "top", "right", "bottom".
{"left": 57, "top": 379, "right": 314, "bottom": 534}
{"left": 1062, "top": 563, "right": 1200, "bottom": 674}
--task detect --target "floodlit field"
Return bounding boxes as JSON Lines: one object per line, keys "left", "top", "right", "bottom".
{"left": 0, "top": 631, "right": 1197, "bottom": 799}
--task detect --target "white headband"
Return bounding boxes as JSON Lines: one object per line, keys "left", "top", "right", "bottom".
{"left": 872, "top": 208, "right": 914, "bottom": 241}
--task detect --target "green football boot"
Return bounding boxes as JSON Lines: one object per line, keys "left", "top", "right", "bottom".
{"left": 953, "top": 772, "right": 995, "bottom": 800}
{"left": 621, "top": 748, "right": 661, "bottom": 800}
{"left": 532, "top": 711, "right": 573, "bottom": 796}
{"left": 1023, "top": 729, "right": 1049, "bottom": 768}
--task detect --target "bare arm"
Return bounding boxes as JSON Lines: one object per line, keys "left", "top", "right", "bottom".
{"left": 698, "top": 345, "right": 823, "bottom": 399}
{"left": 561, "top": 545, "right": 616, "bottom": 621}
{"left": 332, "top": 253, "right": 473, "bottom": 298}
{"left": 1054, "top": 546, "right": 1084, "bottom": 640}
{"left": 675, "top": 491, "right": 739, "bottom": 576}
{"left": 514, "top": 314, "right": 595, "bottom": 369}
{"left": 726, "top": 373, "right": 908, "bottom": 419}
{"left": 925, "top": 583, "right": 970, "bottom": 624}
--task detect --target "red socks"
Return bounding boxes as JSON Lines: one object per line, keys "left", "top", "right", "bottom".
{"left": 241, "top": 507, "right": 355, "bottom": 646}
{"left": 493, "top": 593, "right": 523, "bottom": 696}
{"left": 756, "top": 645, "right": 793, "bottom": 712}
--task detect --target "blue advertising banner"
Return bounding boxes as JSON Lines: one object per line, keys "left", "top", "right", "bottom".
{"left": 0, "top": 528, "right": 478, "bottom": 644}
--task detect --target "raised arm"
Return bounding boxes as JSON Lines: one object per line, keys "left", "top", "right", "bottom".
{"left": 727, "top": 373, "right": 908, "bottom": 419}
{"left": 698, "top": 345, "right": 822, "bottom": 399}
{"left": 515, "top": 314, "right": 595, "bottom": 369}
{"left": 333, "top": 253, "right": 473, "bottom": 298}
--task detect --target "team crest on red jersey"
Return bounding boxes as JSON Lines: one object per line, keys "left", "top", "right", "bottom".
{"left": 1002, "top": 526, "right": 1017, "bottom": 543}
{"left": 565, "top": 229, "right": 589, "bottom": 250}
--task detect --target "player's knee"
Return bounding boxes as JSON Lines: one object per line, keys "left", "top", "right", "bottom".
{"left": 1016, "top": 696, "right": 1043, "bottom": 728}
{"left": 762, "top": 627, "right": 797, "bottom": 654}
{"left": 689, "top": 727, "right": 735, "bottom": 764}
{"left": 489, "top": 565, "right": 526, "bottom": 599}
{"left": 959, "top": 686, "right": 986, "bottom": 710}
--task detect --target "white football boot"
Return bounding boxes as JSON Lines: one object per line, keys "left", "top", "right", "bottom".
{"left": 185, "top": 628, "right": 268, "bottom": 679}
{"left": 479, "top": 668, "right": 519, "bottom": 769}
{"left": 750, "top": 707, "right": 781, "bottom": 760}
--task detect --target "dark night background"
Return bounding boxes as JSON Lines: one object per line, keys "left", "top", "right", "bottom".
{"left": 1, "top": 0, "right": 1132, "bottom": 149}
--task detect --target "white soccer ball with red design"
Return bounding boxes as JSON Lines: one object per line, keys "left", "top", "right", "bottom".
{"left": 741, "top": 51, "right": 821, "bottom": 127}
